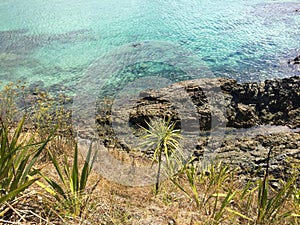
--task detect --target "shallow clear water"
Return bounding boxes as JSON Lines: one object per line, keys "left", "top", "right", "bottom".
{"left": 0, "top": 0, "right": 299, "bottom": 93}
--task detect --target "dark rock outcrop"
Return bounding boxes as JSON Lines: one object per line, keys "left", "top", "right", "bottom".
{"left": 288, "top": 55, "right": 300, "bottom": 65}
{"left": 196, "top": 129, "right": 300, "bottom": 182}
{"left": 112, "top": 76, "right": 300, "bottom": 130}
{"left": 95, "top": 76, "right": 300, "bottom": 180}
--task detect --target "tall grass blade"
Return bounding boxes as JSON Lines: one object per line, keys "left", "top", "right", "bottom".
{"left": 0, "top": 116, "right": 50, "bottom": 209}
{"left": 71, "top": 145, "right": 79, "bottom": 194}
{"left": 215, "top": 190, "right": 236, "bottom": 222}
{"left": 80, "top": 143, "right": 94, "bottom": 191}
{"left": 0, "top": 178, "right": 38, "bottom": 204}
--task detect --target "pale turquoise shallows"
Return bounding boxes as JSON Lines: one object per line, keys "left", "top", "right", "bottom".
{"left": 0, "top": 0, "right": 299, "bottom": 92}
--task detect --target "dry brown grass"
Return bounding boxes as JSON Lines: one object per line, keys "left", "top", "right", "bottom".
{"left": 0, "top": 83, "right": 299, "bottom": 225}
{"left": 3, "top": 155, "right": 299, "bottom": 225}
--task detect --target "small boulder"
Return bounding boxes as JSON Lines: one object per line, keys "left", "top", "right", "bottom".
{"left": 234, "top": 103, "right": 259, "bottom": 128}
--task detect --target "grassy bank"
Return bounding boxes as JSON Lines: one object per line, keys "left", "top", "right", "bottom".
{"left": 0, "top": 82, "right": 299, "bottom": 224}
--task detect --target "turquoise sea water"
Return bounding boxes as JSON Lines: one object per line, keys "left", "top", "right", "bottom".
{"left": 0, "top": 0, "right": 299, "bottom": 93}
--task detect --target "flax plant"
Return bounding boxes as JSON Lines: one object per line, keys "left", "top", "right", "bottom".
{"left": 0, "top": 116, "right": 50, "bottom": 217}
{"left": 170, "top": 161, "right": 247, "bottom": 224}
{"left": 255, "top": 147, "right": 297, "bottom": 224}
{"left": 38, "top": 143, "right": 99, "bottom": 218}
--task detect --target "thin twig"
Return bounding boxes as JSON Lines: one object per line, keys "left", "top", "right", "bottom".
{"left": 28, "top": 210, "right": 54, "bottom": 225}
{"left": 4, "top": 201, "right": 26, "bottom": 223}
{"left": 0, "top": 218, "right": 21, "bottom": 224}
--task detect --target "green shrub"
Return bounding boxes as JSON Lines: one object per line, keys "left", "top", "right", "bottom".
{"left": 0, "top": 82, "right": 26, "bottom": 126}
{"left": 140, "top": 117, "right": 183, "bottom": 194}
{"left": 38, "top": 143, "right": 99, "bottom": 218}
{"left": 0, "top": 116, "right": 50, "bottom": 217}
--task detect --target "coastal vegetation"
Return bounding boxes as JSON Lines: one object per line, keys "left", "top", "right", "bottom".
{"left": 0, "top": 82, "right": 299, "bottom": 224}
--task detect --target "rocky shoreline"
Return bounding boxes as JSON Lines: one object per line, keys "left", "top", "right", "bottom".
{"left": 96, "top": 76, "right": 300, "bottom": 181}
{"left": 125, "top": 76, "right": 300, "bottom": 129}
{"left": 20, "top": 75, "right": 300, "bottom": 181}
